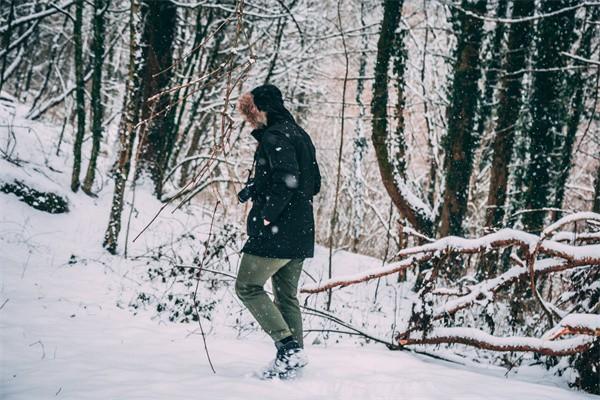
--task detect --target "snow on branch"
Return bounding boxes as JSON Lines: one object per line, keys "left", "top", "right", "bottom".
{"left": 543, "top": 314, "right": 600, "bottom": 340}
{"left": 301, "top": 253, "right": 432, "bottom": 294}
{"left": 398, "top": 327, "right": 596, "bottom": 356}
{"left": 542, "top": 212, "right": 600, "bottom": 238}
{"left": 441, "top": 1, "right": 600, "bottom": 24}
{"left": 301, "top": 214, "right": 600, "bottom": 294}
{"left": 431, "top": 258, "right": 571, "bottom": 318}
{"left": 0, "top": 1, "right": 75, "bottom": 34}
{"left": 551, "top": 231, "right": 600, "bottom": 244}
{"left": 561, "top": 52, "right": 600, "bottom": 66}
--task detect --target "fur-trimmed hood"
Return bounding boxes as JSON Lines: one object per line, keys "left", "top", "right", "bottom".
{"left": 237, "top": 84, "right": 294, "bottom": 128}
{"left": 237, "top": 92, "right": 267, "bottom": 128}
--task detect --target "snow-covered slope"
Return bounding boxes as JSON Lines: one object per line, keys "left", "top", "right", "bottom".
{"left": 2, "top": 224, "right": 596, "bottom": 399}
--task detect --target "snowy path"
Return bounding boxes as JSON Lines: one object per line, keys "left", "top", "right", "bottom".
{"left": 1, "top": 250, "right": 597, "bottom": 400}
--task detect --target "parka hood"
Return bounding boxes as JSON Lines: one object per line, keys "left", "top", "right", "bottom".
{"left": 237, "top": 84, "right": 295, "bottom": 128}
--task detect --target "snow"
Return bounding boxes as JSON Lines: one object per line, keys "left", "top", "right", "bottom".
{"left": 434, "top": 259, "right": 565, "bottom": 317}
{"left": 1, "top": 190, "right": 596, "bottom": 400}
{"left": 542, "top": 212, "right": 600, "bottom": 237}
{"left": 559, "top": 313, "right": 600, "bottom": 331}
{"left": 554, "top": 313, "right": 600, "bottom": 333}
{"left": 1, "top": 246, "right": 596, "bottom": 399}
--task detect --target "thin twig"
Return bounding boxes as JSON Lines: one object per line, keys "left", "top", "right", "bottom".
{"left": 192, "top": 201, "right": 221, "bottom": 374}
{"left": 326, "top": 0, "right": 350, "bottom": 311}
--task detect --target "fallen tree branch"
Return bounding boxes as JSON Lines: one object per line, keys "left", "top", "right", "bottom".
{"left": 398, "top": 327, "right": 596, "bottom": 356}
{"left": 543, "top": 313, "right": 600, "bottom": 340}
{"left": 301, "top": 215, "right": 600, "bottom": 294}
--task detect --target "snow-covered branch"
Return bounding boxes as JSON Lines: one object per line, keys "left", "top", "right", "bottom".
{"left": 398, "top": 327, "right": 596, "bottom": 356}
{"left": 301, "top": 213, "right": 600, "bottom": 294}
{"left": 543, "top": 314, "right": 600, "bottom": 340}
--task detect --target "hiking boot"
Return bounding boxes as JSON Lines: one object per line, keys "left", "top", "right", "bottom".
{"left": 260, "top": 338, "right": 308, "bottom": 380}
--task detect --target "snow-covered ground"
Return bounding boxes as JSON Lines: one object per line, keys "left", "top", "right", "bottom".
{"left": 1, "top": 98, "right": 598, "bottom": 399}
{"left": 2, "top": 238, "right": 597, "bottom": 400}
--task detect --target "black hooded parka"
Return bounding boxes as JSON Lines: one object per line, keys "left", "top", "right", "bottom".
{"left": 241, "top": 85, "right": 321, "bottom": 259}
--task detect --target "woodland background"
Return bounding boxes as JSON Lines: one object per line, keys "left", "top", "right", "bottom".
{"left": 1, "top": 0, "right": 599, "bottom": 395}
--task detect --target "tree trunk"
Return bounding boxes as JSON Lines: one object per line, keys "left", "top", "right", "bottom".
{"left": 175, "top": 28, "right": 226, "bottom": 187}
{"left": 168, "top": 8, "right": 214, "bottom": 170}
{"left": 103, "top": 0, "right": 144, "bottom": 254}
{"left": 350, "top": 0, "right": 369, "bottom": 251}
{"left": 0, "top": 0, "right": 15, "bottom": 93}
{"left": 522, "top": 0, "right": 577, "bottom": 233}
{"left": 593, "top": 162, "right": 600, "bottom": 213}
{"left": 485, "top": 0, "right": 535, "bottom": 228}
{"left": 475, "top": 0, "right": 507, "bottom": 145}
{"left": 370, "top": 0, "right": 433, "bottom": 236}
{"left": 552, "top": 6, "right": 599, "bottom": 213}
{"left": 135, "top": 0, "right": 178, "bottom": 197}
{"left": 82, "top": 0, "right": 107, "bottom": 195}
{"left": 71, "top": 0, "right": 86, "bottom": 192}
{"left": 437, "top": 0, "right": 487, "bottom": 237}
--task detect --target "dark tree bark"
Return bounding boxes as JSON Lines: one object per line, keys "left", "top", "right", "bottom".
{"left": 437, "top": 0, "right": 487, "bottom": 237}
{"left": 175, "top": 19, "right": 226, "bottom": 188}
{"left": 168, "top": 8, "right": 214, "bottom": 170}
{"left": 475, "top": 0, "right": 507, "bottom": 144}
{"left": 103, "top": 0, "right": 145, "bottom": 254}
{"left": 593, "top": 162, "right": 600, "bottom": 213}
{"left": 522, "top": 0, "right": 577, "bottom": 233}
{"left": 371, "top": 0, "right": 433, "bottom": 236}
{"left": 82, "top": 0, "right": 108, "bottom": 195}
{"left": 71, "top": 0, "right": 86, "bottom": 192}
{"left": 552, "top": 6, "right": 599, "bottom": 213}
{"left": 135, "top": 0, "right": 178, "bottom": 197}
{"left": 0, "top": 0, "right": 15, "bottom": 93}
{"left": 485, "top": 0, "right": 535, "bottom": 228}
{"left": 350, "top": 0, "right": 369, "bottom": 251}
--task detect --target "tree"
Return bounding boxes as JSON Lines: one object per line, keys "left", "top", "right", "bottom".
{"left": 70, "top": 0, "right": 86, "bottom": 192}
{"left": 552, "top": 6, "right": 599, "bottom": 213}
{"left": 475, "top": 0, "right": 508, "bottom": 145}
{"left": 135, "top": 0, "right": 178, "bottom": 197}
{"left": 485, "top": 0, "right": 535, "bottom": 228}
{"left": 370, "top": 0, "right": 433, "bottom": 237}
{"left": 81, "top": 0, "right": 108, "bottom": 195}
{"left": 594, "top": 163, "right": 600, "bottom": 213}
{"left": 437, "top": 0, "right": 487, "bottom": 237}
{"left": 522, "top": 0, "right": 577, "bottom": 233}
{"left": 103, "top": 0, "right": 145, "bottom": 254}
{"left": 0, "top": 0, "right": 16, "bottom": 93}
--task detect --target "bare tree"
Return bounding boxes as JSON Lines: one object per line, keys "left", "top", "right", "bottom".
{"left": 437, "top": 0, "right": 487, "bottom": 237}
{"left": 103, "top": 0, "right": 144, "bottom": 254}
{"left": 81, "top": 0, "right": 108, "bottom": 195}
{"left": 70, "top": 0, "right": 86, "bottom": 192}
{"left": 522, "top": 0, "right": 578, "bottom": 233}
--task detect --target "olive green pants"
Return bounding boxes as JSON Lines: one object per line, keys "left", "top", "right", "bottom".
{"left": 235, "top": 253, "right": 304, "bottom": 347}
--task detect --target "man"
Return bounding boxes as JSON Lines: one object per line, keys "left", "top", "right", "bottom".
{"left": 235, "top": 84, "right": 321, "bottom": 379}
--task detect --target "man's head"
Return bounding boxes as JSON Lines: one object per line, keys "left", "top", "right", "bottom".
{"left": 237, "top": 84, "right": 290, "bottom": 128}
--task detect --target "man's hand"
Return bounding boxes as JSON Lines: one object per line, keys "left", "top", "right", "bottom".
{"left": 263, "top": 219, "right": 270, "bottom": 226}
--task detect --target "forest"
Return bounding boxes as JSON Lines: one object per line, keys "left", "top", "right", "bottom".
{"left": 1, "top": 0, "right": 599, "bottom": 398}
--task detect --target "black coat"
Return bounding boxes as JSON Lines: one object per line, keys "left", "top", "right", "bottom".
{"left": 241, "top": 116, "right": 321, "bottom": 259}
